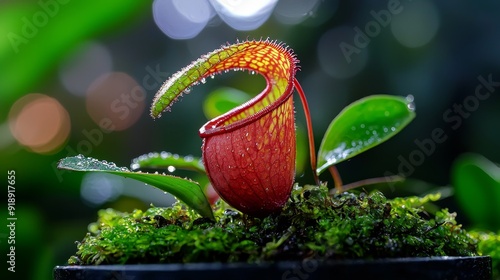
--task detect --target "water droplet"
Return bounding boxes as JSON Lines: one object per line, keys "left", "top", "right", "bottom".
{"left": 250, "top": 71, "right": 256, "bottom": 75}
{"left": 160, "top": 151, "right": 171, "bottom": 159}
{"left": 167, "top": 166, "right": 176, "bottom": 172}
{"left": 405, "top": 95, "right": 416, "bottom": 111}
{"left": 130, "top": 163, "right": 140, "bottom": 170}
{"left": 351, "top": 126, "right": 356, "bottom": 131}
{"left": 210, "top": 75, "right": 215, "bottom": 79}
{"left": 184, "top": 155, "right": 194, "bottom": 162}
{"left": 391, "top": 127, "right": 396, "bottom": 132}
{"left": 360, "top": 124, "right": 365, "bottom": 129}
{"left": 200, "top": 78, "right": 206, "bottom": 84}
{"left": 406, "top": 94, "right": 414, "bottom": 103}
{"left": 383, "top": 127, "right": 389, "bottom": 133}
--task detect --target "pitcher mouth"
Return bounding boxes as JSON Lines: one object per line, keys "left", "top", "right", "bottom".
{"left": 199, "top": 76, "right": 294, "bottom": 138}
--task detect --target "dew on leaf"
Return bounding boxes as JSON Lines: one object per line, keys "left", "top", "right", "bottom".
{"left": 160, "top": 151, "right": 171, "bottom": 159}
{"left": 406, "top": 94, "right": 414, "bottom": 103}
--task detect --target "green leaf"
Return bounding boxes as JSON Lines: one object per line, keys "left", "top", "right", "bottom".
{"left": 131, "top": 152, "right": 205, "bottom": 174}
{"left": 317, "top": 95, "right": 415, "bottom": 175}
{"left": 452, "top": 153, "right": 500, "bottom": 231}
{"left": 202, "top": 87, "right": 251, "bottom": 120}
{"left": 58, "top": 155, "right": 214, "bottom": 220}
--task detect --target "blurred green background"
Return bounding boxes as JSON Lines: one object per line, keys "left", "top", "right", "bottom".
{"left": 1, "top": 0, "right": 500, "bottom": 279}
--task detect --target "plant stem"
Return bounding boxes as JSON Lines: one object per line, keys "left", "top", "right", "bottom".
{"left": 293, "top": 78, "right": 320, "bottom": 185}
{"left": 328, "top": 165, "right": 343, "bottom": 191}
{"left": 329, "top": 175, "right": 405, "bottom": 194}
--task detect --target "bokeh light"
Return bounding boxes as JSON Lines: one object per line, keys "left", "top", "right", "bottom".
{"left": 153, "top": 0, "right": 216, "bottom": 39}
{"left": 8, "top": 93, "right": 70, "bottom": 154}
{"left": 317, "top": 26, "right": 369, "bottom": 79}
{"left": 59, "top": 41, "right": 113, "bottom": 96}
{"left": 391, "top": 0, "right": 440, "bottom": 48}
{"left": 210, "top": 0, "right": 278, "bottom": 30}
{"left": 273, "top": 0, "right": 321, "bottom": 25}
{"left": 153, "top": 0, "right": 279, "bottom": 39}
{"left": 86, "top": 72, "right": 145, "bottom": 131}
{"left": 81, "top": 173, "right": 123, "bottom": 206}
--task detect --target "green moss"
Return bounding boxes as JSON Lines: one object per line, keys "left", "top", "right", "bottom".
{"left": 471, "top": 231, "right": 500, "bottom": 280}
{"left": 68, "top": 185, "right": 477, "bottom": 265}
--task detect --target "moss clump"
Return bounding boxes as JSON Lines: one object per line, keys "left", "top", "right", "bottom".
{"left": 68, "top": 185, "right": 477, "bottom": 265}
{"left": 471, "top": 231, "right": 500, "bottom": 279}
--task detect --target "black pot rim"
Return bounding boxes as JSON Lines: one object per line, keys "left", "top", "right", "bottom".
{"left": 54, "top": 255, "right": 492, "bottom": 280}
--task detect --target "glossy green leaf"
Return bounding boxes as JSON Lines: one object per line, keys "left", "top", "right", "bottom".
{"left": 58, "top": 155, "right": 214, "bottom": 220}
{"left": 202, "top": 87, "right": 252, "bottom": 120}
{"left": 131, "top": 152, "right": 205, "bottom": 174}
{"left": 317, "top": 95, "right": 415, "bottom": 175}
{"left": 452, "top": 153, "right": 500, "bottom": 231}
